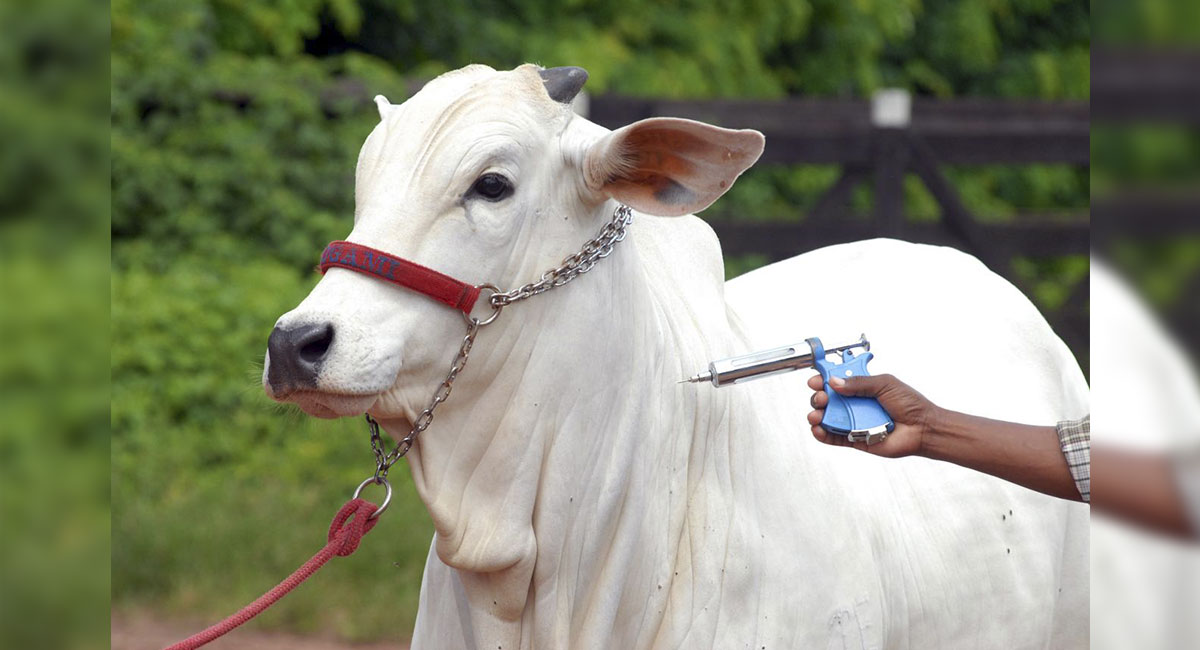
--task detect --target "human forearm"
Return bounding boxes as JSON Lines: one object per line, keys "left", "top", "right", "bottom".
{"left": 1091, "top": 446, "right": 1195, "bottom": 539}
{"left": 807, "top": 373, "right": 1088, "bottom": 502}
{"left": 921, "top": 408, "right": 1084, "bottom": 502}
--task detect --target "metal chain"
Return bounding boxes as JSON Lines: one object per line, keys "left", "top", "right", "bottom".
{"left": 367, "top": 319, "right": 479, "bottom": 479}
{"left": 489, "top": 204, "right": 634, "bottom": 307}
{"left": 364, "top": 204, "right": 634, "bottom": 480}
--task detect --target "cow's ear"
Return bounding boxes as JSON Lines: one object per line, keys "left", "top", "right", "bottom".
{"left": 583, "top": 117, "right": 764, "bottom": 217}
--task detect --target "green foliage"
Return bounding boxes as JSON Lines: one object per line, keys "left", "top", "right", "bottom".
{"left": 710, "top": 164, "right": 1088, "bottom": 226}
{"left": 112, "top": 0, "right": 1090, "bottom": 272}
{"left": 724, "top": 253, "right": 772, "bottom": 281}
{"left": 1094, "top": 0, "right": 1200, "bottom": 45}
{"left": 1, "top": 224, "right": 110, "bottom": 650}
{"left": 1110, "top": 238, "right": 1200, "bottom": 309}
{"left": 331, "top": 0, "right": 1088, "bottom": 100}
{"left": 111, "top": 0, "right": 1091, "bottom": 642}
{"left": 1, "top": 2, "right": 109, "bottom": 647}
{"left": 1012, "top": 254, "right": 1090, "bottom": 311}
{"left": 111, "top": 0, "right": 415, "bottom": 270}
{"left": 1092, "top": 125, "right": 1200, "bottom": 196}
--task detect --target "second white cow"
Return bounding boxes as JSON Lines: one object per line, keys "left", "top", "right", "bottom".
{"left": 264, "top": 64, "right": 1089, "bottom": 649}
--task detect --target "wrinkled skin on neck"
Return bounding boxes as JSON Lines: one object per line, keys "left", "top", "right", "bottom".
{"left": 402, "top": 202, "right": 748, "bottom": 648}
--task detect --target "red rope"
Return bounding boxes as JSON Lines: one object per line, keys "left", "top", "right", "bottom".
{"left": 164, "top": 498, "right": 380, "bottom": 650}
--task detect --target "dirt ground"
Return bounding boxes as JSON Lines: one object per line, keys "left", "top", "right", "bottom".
{"left": 110, "top": 613, "right": 409, "bottom": 650}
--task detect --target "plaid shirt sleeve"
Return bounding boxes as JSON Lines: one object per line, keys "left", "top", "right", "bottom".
{"left": 1174, "top": 449, "right": 1200, "bottom": 535}
{"left": 1056, "top": 415, "right": 1091, "bottom": 502}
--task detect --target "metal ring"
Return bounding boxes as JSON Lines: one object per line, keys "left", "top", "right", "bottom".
{"left": 462, "top": 283, "right": 504, "bottom": 326}
{"left": 353, "top": 476, "right": 393, "bottom": 519}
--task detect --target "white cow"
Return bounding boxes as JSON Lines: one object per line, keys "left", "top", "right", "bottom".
{"left": 264, "top": 64, "right": 1089, "bottom": 649}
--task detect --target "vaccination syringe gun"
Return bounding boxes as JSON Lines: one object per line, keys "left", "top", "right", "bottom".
{"left": 681, "top": 335, "right": 896, "bottom": 445}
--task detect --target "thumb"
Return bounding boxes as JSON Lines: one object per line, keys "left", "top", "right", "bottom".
{"left": 828, "top": 373, "right": 897, "bottom": 397}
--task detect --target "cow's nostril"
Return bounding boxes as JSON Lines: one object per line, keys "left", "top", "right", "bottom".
{"left": 289, "top": 323, "right": 331, "bottom": 366}
{"left": 299, "top": 324, "right": 334, "bottom": 363}
{"left": 267, "top": 322, "right": 335, "bottom": 392}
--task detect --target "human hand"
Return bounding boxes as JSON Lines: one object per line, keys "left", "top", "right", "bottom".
{"left": 806, "top": 373, "right": 939, "bottom": 458}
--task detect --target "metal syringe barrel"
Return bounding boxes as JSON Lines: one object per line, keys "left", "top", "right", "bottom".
{"left": 700, "top": 334, "right": 869, "bottom": 387}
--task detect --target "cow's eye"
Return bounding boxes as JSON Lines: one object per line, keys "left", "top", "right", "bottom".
{"left": 471, "top": 173, "right": 513, "bottom": 201}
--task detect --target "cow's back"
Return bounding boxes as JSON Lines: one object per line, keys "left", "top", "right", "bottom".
{"left": 724, "top": 238, "right": 1087, "bottom": 420}
{"left": 720, "top": 238, "right": 1089, "bottom": 648}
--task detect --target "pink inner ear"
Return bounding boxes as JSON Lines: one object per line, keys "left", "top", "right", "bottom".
{"left": 616, "top": 128, "right": 717, "bottom": 195}
{"left": 591, "top": 117, "right": 765, "bottom": 216}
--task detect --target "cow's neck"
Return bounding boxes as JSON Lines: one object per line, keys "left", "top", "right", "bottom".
{"left": 400, "top": 204, "right": 747, "bottom": 647}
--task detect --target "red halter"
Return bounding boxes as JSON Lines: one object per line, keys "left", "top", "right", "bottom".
{"left": 319, "top": 240, "right": 482, "bottom": 315}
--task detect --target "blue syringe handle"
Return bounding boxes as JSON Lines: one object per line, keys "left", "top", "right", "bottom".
{"left": 806, "top": 338, "right": 895, "bottom": 441}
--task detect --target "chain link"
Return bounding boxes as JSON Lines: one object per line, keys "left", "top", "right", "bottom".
{"left": 368, "top": 319, "right": 479, "bottom": 479}
{"left": 490, "top": 204, "right": 633, "bottom": 307}
{"left": 365, "top": 204, "right": 634, "bottom": 479}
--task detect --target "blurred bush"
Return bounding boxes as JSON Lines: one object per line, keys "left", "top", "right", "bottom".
{"left": 1, "top": 230, "right": 109, "bottom": 649}
{"left": 112, "top": 0, "right": 1091, "bottom": 271}
{"left": 1092, "top": 0, "right": 1200, "bottom": 348}
{"left": 111, "top": 0, "right": 408, "bottom": 270}
{"left": 1, "top": 1, "right": 109, "bottom": 648}
{"left": 111, "top": 0, "right": 1092, "bottom": 642}
{"left": 1094, "top": 0, "right": 1200, "bottom": 46}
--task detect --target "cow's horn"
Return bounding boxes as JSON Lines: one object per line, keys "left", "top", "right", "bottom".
{"left": 539, "top": 66, "right": 588, "bottom": 104}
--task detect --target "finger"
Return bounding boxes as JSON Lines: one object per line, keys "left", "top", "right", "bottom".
{"left": 814, "top": 425, "right": 859, "bottom": 448}
{"left": 806, "top": 374, "right": 824, "bottom": 391}
{"left": 809, "top": 390, "right": 828, "bottom": 409}
{"left": 811, "top": 424, "right": 828, "bottom": 443}
{"left": 806, "top": 408, "right": 823, "bottom": 426}
{"left": 828, "top": 373, "right": 897, "bottom": 397}
{"left": 812, "top": 425, "right": 850, "bottom": 446}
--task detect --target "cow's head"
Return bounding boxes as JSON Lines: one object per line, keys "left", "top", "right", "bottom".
{"left": 263, "top": 64, "right": 763, "bottom": 420}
